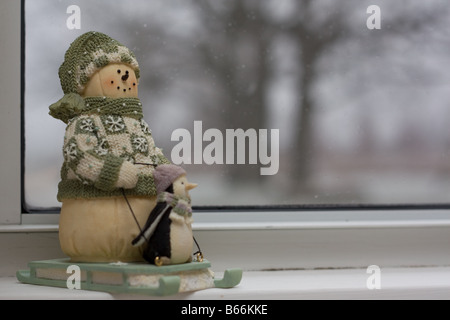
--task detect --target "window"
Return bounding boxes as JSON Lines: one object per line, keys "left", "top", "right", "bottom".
{"left": 24, "top": 0, "right": 450, "bottom": 212}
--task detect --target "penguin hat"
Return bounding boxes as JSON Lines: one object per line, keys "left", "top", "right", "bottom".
{"left": 132, "top": 164, "right": 198, "bottom": 265}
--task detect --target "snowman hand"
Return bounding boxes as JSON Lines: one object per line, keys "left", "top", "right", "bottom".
{"left": 115, "top": 161, "right": 139, "bottom": 189}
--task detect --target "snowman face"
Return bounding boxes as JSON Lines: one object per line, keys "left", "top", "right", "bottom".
{"left": 82, "top": 63, "right": 138, "bottom": 98}
{"left": 172, "top": 175, "right": 198, "bottom": 199}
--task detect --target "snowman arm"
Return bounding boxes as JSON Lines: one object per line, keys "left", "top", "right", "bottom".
{"left": 62, "top": 117, "right": 139, "bottom": 191}
{"left": 91, "top": 153, "right": 138, "bottom": 191}
{"left": 132, "top": 203, "right": 170, "bottom": 246}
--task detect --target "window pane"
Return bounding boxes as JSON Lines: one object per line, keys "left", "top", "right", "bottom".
{"left": 24, "top": 0, "right": 450, "bottom": 210}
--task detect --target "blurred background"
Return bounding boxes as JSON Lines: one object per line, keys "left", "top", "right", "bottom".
{"left": 24, "top": 0, "right": 450, "bottom": 209}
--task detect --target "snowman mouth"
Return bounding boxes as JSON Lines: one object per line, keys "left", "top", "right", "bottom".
{"left": 116, "top": 85, "right": 132, "bottom": 92}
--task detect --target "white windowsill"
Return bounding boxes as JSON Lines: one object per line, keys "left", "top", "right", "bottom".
{"left": 2, "top": 266, "right": 450, "bottom": 300}
{"left": 2, "top": 209, "right": 450, "bottom": 300}
{"left": 2, "top": 210, "right": 450, "bottom": 270}
{"left": 2, "top": 209, "right": 450, "bottom": 232}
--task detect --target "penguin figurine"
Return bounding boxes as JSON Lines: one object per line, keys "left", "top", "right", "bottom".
{"left": 132, "top": 164, "right": 198, "bottom": 265}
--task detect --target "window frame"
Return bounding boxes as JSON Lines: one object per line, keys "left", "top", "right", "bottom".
{"left": 0, "top": 0, "right": 22, "bottom": 225}
{"left": 2, "top": 0, "right": 450, "bottom": 275}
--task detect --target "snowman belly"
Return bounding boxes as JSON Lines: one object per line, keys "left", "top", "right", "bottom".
{"left": 59, "top": 196, "right": 156, "bottom": 262}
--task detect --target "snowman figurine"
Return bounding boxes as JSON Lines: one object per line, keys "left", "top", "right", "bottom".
{"left": 49, "top": 31, "right": 170, "bottom": 262}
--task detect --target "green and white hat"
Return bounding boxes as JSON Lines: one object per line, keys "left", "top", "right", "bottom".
{"left": 58, "top": 31, "right": 140, "bottom": 95}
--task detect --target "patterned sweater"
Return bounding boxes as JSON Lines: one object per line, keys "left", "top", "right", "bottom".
{"left": 54, "top": 97, "right": 170, "bottom": 201}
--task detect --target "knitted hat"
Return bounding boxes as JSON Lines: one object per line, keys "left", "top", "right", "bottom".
{"left": 153, "top": 164, "right": 187, "bottom": 194}
{"left": 58, "top": 31, "right": 140, "bottom": 95}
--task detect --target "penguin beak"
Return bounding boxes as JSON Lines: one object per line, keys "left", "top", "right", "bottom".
{"left": 185, "top": 183, "right": 198, "bottom": 191}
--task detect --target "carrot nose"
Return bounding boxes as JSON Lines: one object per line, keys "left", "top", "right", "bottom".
{"left": 186, "top": 183, "right": 198, "bottom": 191}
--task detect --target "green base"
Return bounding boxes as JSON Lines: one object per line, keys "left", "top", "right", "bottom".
{"left": 16, "top": 258, "right": 242, "bottom": 296}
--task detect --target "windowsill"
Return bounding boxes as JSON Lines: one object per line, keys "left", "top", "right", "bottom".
{"left": 3, "top": 266, "right": 450, "bottom": 300}
{"left": 2, "top": 209, "right": 450, "bottom": 300}
{"left": 3, "top": 208, "right": 450, "bottom": 232}
{"left": 2, "top": 210, "right": 450, "bottom": 271}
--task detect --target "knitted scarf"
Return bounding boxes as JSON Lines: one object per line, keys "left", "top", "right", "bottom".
{"left": 84, "top": 97, "right": 144, "bottom": 119}
{"left": 49, "top": 93, "right": 144, "bottom": 123}
{"left": 157, "top": 192, "right": 192, "bottom": 220}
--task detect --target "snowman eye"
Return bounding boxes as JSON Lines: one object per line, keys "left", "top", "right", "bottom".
{"left": 117, "top": 69, "right": 121, "bottom": 74}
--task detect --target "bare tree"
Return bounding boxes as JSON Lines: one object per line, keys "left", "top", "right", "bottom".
{"left": 274, "top": 1, "right": 450, "bottom": 194}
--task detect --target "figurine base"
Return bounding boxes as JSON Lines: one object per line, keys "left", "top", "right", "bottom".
{"left": 16, "top": 258, "right": 242, "bottom": 296}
